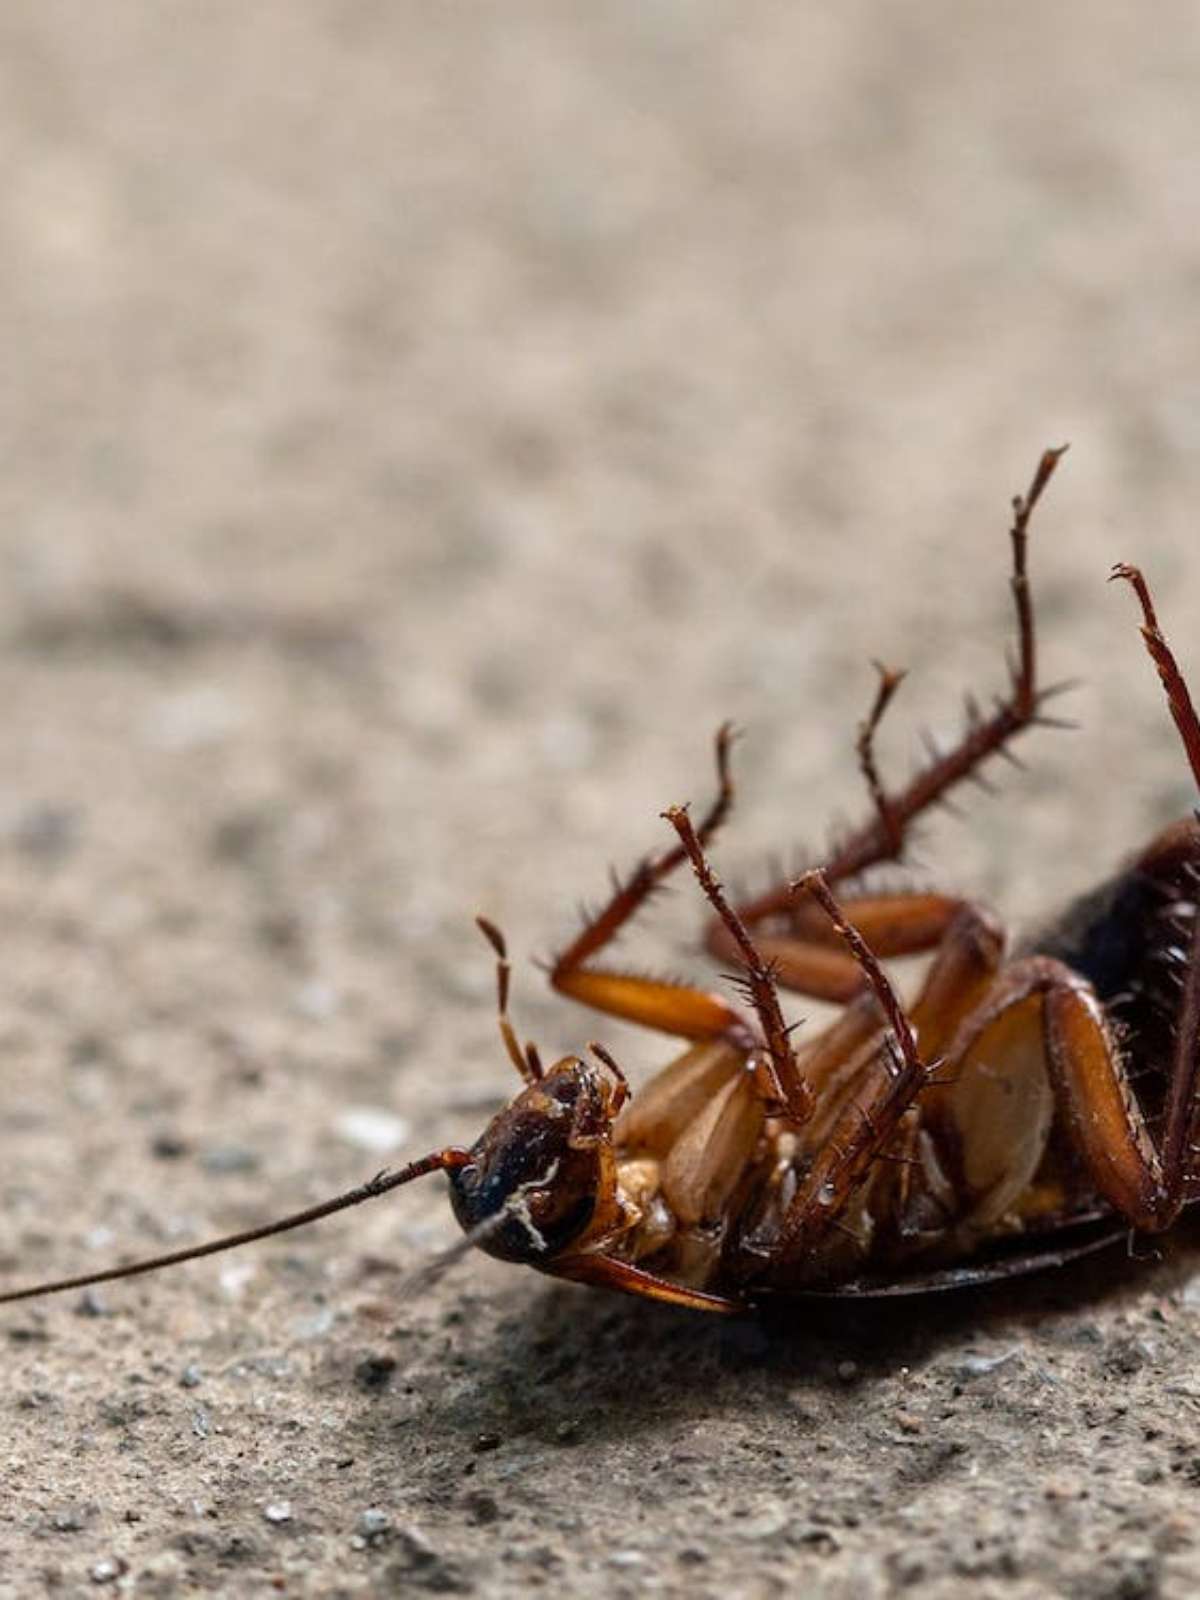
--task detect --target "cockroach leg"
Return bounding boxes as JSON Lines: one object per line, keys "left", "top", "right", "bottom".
{"left": 662, "top": 804, "right": 813, "bottom": 1125}
{"left": 931, "top": 957, "right": 1176, "bottom": 1231}
{"left": 856, "top": 659, "right": 908, "bottom": 858}
{"left": 904, "top": 562, "right": 1200, "bottom": 1239}
{"left": 795, "top": 896, "right": 1003, "bottom": 1130}
{"left": 826, "top": 444, "right": 1068, "bottom": 870}
{"left": 712, "top": 447, "right": 1068, "bottom": 957}
{"left": 904, "top": 903, "right": 1006, "bottom": 1062}
{"left": 712, "top": 890, "right": 972, "bottom": 1005}
{"left": 550, "top": 1251, "right": 745, "bottom": 1314}
{"left": 796, "top": 872, "right": 921, "bottom": 1078}
{"left": 476, "top": 915, "right": 543, "bottom": 1083}
{"left": 745, "top": 880, "right": 1006, "bottom": 1274}
{"left": 548, "top": 723, "right": 748, "bottom": 1041}
{"left": 1111, "top": 563, "right": 1200, "bottom": 793}
{"left": 709, "top": 655, "right": 977, "bottom": 1000}
{"left": 745, "top": 871, "right": 938, "bottom": 1268}
{"left": 1111, "top": 561, "right": 1200, "bottom": 1219}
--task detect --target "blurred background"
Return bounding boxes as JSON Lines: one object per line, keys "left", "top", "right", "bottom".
{"left": 3, "top": 4, "right": 1200, "bottom": 1592}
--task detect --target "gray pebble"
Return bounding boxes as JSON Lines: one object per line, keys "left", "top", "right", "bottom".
{"left": 358, "top": 1508, "right": 393, "bottom": 1546}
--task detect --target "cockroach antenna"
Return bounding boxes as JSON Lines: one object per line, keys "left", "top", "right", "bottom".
{"left": 0, "top": 1148, "right": 470, "bottom": 1307}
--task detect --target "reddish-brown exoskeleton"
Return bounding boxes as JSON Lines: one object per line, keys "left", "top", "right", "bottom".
{"left": 3, "top": 449, "right": 1199, "bottom": 1317}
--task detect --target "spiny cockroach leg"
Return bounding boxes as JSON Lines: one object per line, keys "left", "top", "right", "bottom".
{"left": 1111, "top": 563, "right": 1200, "bottom": 791}
{"left": 747, "top": 887, "right": 1005, "bottom": 1272}
{"left": 662, "top": 803, "right": 813, "bottom": 1124}
{"left": 552, "top": 722, "right": 736, "bottom": 977}
{"left": 710, "top": 889, "right": 970, "bottom": 1006}
{"left": 902, "top": 565, "right": 1200, "bottom": 1236}
{"left": 476, "top": 915, "right": 542, "bottom": 1084}
{"left": 826, "top": 444, "right": 1069, "bottom": 872}
{"left": 794, "top": 871, "right": 923, "bottom": 1080}
{"left": 547, "top": 725, "right": 755, "bottom": 1043}
{"left": 714, "top": 447, "right": 1068, "bottom": 955}
{"left": 1112, "top": 563, "right": 1200, "bottom": 1210}
{"left": 856, "top": 660, "right": 908, "bottom": 859}
{"left": 751, "top": 872, "right": 937, "bottom": 1268}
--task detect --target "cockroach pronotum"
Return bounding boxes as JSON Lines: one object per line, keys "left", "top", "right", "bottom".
{"left": 4, "top": 447, "right": 1200, "bottom": 1317}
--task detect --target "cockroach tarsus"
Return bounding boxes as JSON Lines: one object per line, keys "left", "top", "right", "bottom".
{"left": 4, "top": 446, "right": 1200, "bottom": 1317}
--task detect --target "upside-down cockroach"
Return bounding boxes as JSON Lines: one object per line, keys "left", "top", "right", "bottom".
{"left": 3, "top": 448, "right": 1200, "bottom": 1316}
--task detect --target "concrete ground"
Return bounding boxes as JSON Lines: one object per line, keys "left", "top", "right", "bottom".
{"left": 3, "top": 4, "right": 1200, "bottom": 1595}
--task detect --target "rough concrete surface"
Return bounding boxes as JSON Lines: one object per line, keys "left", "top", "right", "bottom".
{"left": 3, "top": 4, "right": 1200, "bottom": 1596}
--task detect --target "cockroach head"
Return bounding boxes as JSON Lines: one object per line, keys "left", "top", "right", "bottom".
{"left": 447, "top": 1058, "right": 621, "bottom": 1264}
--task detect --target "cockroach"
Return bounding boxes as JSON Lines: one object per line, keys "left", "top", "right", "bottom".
{"left": 3, "top": 447, "right": 1200, "bottom": 1317}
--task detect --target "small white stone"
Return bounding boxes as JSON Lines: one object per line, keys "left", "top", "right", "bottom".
{"left": 358, "top": 1508, "right": 392, "bottom": 1543}
{"left": 334, "top": 1106, "right": 411, "bottom": 1154}
{"left": 956, "top": 1348, "right": 1019, "bottom": 1377}
{"left": 218, "top": 1261, "right": 256, "bottom": 1300}
{"left": 264, "top": 1501, "right": 292, "bottom": 1525}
